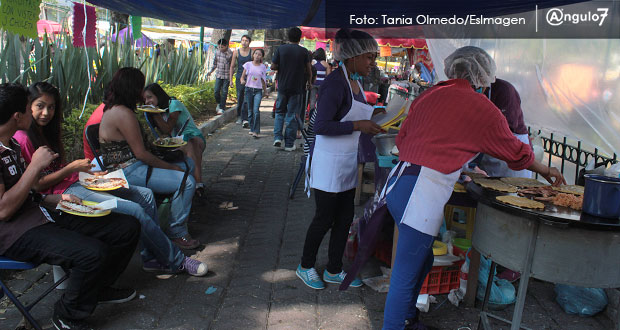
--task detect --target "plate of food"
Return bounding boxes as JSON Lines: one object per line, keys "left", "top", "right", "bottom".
{"left": 81, "top": 177, "right": 127, "bottom": 191}
{"left": 137, "top": 105, "right": 167, "bottom": 113}
{"left": 153, "top": 137, "right": 187, "bottom": 148}
{"left": 57, "top": 200, "right": 111, "bottom": 217}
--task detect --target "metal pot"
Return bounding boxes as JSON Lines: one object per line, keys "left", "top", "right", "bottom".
{"left": 372, "top": 133, "right": 397, "bottom": 156}
{"left": 583, "top": 174, "right": 620, "bottom": 218}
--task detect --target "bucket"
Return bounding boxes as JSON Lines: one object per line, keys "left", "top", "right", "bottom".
{"left": 583, "top": 174, "right": 620, "bottom": 218}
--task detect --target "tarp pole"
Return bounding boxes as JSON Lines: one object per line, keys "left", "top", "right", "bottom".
{"left": 199, "top": 27, "right": 204, "bottom": 63}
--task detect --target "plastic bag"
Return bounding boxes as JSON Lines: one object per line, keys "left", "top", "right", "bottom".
{"left": 476, "top": 255, "right": 516, "bottom": 307}
{"left": 554, "top": 284, "right": 608, "bottom": 316}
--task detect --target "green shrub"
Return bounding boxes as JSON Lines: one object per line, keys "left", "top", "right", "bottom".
{"left": 61, "top": 103, "right": 98, "bottom": 161}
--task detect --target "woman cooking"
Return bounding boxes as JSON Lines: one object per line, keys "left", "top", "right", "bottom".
{"left": 297, "top": 29, "right": 384, "bottom": 290}
{"left": 382, "top": 46, "right": 565, "bottom": 329}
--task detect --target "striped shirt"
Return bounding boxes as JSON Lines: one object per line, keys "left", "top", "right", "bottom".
{"left": 313, "top": 62, "right": 327, "bottom": 86}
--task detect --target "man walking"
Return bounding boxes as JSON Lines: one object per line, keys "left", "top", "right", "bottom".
{"left": 229, "top": 35, "right": 252, "bottom": 127}
{"left": 271, "top": 28, "right": 312, "bottom": 151}
{"left": 209, "top": 38, "right": 233, "bottom": 115}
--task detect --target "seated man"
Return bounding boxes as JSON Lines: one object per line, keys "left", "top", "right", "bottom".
{"left": 0, "top": 83, "right": 140, "bottom": 330}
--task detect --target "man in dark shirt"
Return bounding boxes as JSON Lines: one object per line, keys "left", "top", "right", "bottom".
{"left": 271, "top": 27, "right": 312, "bottom": 150}
{"left": 0, "top": 83, "right": 140, "bottom": 330}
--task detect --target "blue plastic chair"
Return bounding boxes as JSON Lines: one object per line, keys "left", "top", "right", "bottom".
{"left": 0, "top": 256, "right": 69, "bottom": 330}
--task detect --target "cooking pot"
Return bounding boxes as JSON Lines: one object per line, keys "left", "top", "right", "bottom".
{"left": 583, "top": 174, "right": 620, "bottom": 218}
{"left": 372, "top": 133, "right": 397, "bottom": 156}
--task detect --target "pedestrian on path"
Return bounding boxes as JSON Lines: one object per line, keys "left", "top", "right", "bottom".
{"left": 271, "top": 28, "right": 312, "bottom": 151}
{"left": 297, "top": 28, "right": 384, "bottom": 290}
{"left": 14, "top": 81, "right": 208, "bottom": 278}
{"left": 229, "top": 34, "right": 252, "bottom": 127}
{"left": 208, "top": 38, "right": 233, "bottom": 115}
{"left": 240, "top": 49, "right": 268, "bottom": 138}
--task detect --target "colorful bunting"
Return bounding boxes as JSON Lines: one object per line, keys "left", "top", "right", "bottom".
{"left": 72, "top": 2, "right": 97, "bottom": 48}
{"left": 131, "top": 15, "right": 142, "bottom": 40}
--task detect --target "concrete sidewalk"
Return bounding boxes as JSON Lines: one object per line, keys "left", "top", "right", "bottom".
{"left": 1, "top": 94, "right": 614, "bottom": 329}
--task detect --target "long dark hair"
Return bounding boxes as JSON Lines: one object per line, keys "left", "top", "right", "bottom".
{"left": 103, "top": 67, "right": 145, "bottom": 111}
{"left": 26, "top": 82, "right": 64, "bottom": 162}
{"left": 144, "top": 83, "right": 171, "bottom": 109}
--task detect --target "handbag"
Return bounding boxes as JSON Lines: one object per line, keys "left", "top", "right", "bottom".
{"left": 151, "top": 147, "right": 185, "bottom": 163}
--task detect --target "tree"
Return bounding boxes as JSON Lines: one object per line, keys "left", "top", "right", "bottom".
{"left": 110, "top": 11, "right": 128, "bottom": 34}
{"left": 264, "top": 28, "right": 288, "bottom": 63}
{"left": 210, "top": 29, "right": 232, "bottom": 45}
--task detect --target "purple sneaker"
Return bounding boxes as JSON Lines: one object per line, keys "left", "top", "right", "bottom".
{"left": 181, "top": 257, "right": 208, "bottom": 277}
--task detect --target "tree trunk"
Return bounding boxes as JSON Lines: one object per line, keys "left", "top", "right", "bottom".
{"left": 264, "top": 28, "right": 287, "bottom": 63}
{"left": 210, "top": 29, "right": 232, "bottom": 45}
{"left": 110, "top": 11, "right": 128, "bottom": 34}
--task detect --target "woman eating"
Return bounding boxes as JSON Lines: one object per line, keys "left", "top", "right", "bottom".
{"left": 98, "top": 67, "right": 200, "bottom": 250}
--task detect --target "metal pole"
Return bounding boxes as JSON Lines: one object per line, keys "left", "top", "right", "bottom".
{"left": 199, "top": 27, "right": 205, "bottom": 64}
{"left": 510, "top": 220, "right": 540, "bottom": 330}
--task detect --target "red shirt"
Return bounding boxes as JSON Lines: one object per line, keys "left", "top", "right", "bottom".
{"left": 396, "top": 79, "right": 534, "bottom": 174}
{"left": 83, "top": 103, "right": 105, "bottom": 160}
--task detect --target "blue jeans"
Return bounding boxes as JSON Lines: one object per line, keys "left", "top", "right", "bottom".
{"left": 236, "top": 74, "right": 248, "bottom": 120}
{"left": 122, "top": 159, "right": 196, "bottom": 239}
{"left": 383, "top": 174, "right": 435, "bottom": 329}
{"left": 274, "top": 91, "right": 302, "bottom": 147}
{"left": 63, "top": 182, "right": 185, "bottom": 269}
{"left": 214, "top": 78, "right": 230, "bottom": 110}
{"left": 245, "top": 87, "right": 263, "bottom": 134}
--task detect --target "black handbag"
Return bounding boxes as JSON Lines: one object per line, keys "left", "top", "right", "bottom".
{"left": 151, "top": 147, "right": 185, "bottom": 163}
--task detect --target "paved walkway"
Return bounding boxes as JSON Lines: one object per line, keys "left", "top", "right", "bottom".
{"left": 1, "top": 95, "right": 614, "bottom": 329}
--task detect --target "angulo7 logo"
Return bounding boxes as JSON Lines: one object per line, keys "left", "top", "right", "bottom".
{"left": 546, "top": 7, "right": 609, "bottom": 26}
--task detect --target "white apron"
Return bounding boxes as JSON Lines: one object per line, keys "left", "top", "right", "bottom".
{"left": 307, "top": 65, "right": 374, "bottom": 193}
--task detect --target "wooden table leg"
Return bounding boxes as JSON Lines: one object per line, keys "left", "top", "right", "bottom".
{"left": 465, "top": 248, "right": 480, "bottom": 307}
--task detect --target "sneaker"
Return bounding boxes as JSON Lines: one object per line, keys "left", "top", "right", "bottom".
{"left": 323, "top": 270, "right": 363, "bottom": 287}
{"left": 235, "top": 118, "right": 242, "bottom": 124}
{"left": 172, "top": 236, "right": 200, "bottom": 249}
{"left": 98, "top": 287, "right": 136, "bottom": 304}
{"left": 52, "top": 313, "right": 93, "bottom": 330}
{"left": 273, "top": 139, "right": 282, "bottom": 148}
{"left": 181, "top": 256, "right": 208, "bottom": 276}
{"left": 284, "top": 144, "right": 296, "bottom": 152}
{"left": 242, "top": 120, "right": 249, "bottom": 128}
{"left": 296, "top": 264, "right": 325, "bottom": 290}
{"left": 195, "top": 183, "right": 206, "bottom": 198}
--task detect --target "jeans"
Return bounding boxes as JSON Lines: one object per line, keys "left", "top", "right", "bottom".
{"left": 236, "top": 74, "right": 248, "bottom": 120}
{"left": 245, "top": 87, "right": 263, "bottom": 134}
{"left": 4, "top": 213, "right": 140, "bottom": 320}
{"left": 122, "top": 159, "right": 196, "bottom": 239}
{"left": 63, "top": 182, "right": 185, "bottom": 270}
{"left": 301, "top": 188, "right": 355, "bottom": 274}
{"left": 382, "top": 174, "right": 435, "bottom": 329}
{"left": 274, "top": 91, "right": 302, "bottom": 147}
{"left": 214, "top": 78, "right": 230, "bottom": 110}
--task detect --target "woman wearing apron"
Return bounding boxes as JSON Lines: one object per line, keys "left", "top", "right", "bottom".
{"left": 382, "top": 47, "right": 565, "bottom": 330}
{"left": 297, "top": 29, "right": 384, "bottom": 290}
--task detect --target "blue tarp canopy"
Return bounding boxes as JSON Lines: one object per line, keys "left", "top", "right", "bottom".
{"left": 85, "top": 0, "right": 586, "bottom": 29}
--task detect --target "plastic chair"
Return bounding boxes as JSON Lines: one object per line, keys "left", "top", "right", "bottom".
{"left": 0, "top": 257, "right": 69, "bottom": 330}
{"left": 84, "top": 123, "right": 105, "bottom": 170}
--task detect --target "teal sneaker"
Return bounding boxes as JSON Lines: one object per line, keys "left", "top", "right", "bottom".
{"left": 296, "top": 265, "right": 325, "bottom": 290}
{"left": 323, "top": 270, "right": 363, "bottom": 287}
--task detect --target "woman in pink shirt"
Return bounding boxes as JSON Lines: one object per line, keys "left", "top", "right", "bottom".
{"left": 240, "top": 49, "right": 268, "bottom": 137}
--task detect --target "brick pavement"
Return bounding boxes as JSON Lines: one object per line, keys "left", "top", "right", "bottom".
{"left": 1, "top": 95, "right": 614, "bottom": 329}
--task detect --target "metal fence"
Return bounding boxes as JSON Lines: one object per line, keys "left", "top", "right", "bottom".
{"left": 530, "top": 128, "right": 618, "bottom": 184}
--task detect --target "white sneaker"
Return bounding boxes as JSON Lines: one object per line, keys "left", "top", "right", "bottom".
{"left": 242, "top": 120, "right": 249, "bottom": 128}
{"left": 284, "top": 144, "right": 296, "bottom": 152}
{"left": 235, "top": 118, "right": 242, "bottom": 124}
{"left": 273, "top": 139, "right": 282, "bottom": 147}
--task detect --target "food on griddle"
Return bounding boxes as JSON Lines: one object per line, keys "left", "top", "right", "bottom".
{"left": 496, "top": 195, "right": 545, "bottom": 210}
{"left": 58, "top": 200, "right": 101, "bottom": 214}
{"left": 552, "top": 185, "right": 584, "bottom": 196}
{"left": 463, "top": 171, "right": 487, "bottom": 179}
{"left": 500, "top": 177, "right": 547, "bottom": 188}
{"left": 473, "top": 178, "right": 518, "bottom": 193}
{"left": 517, "top": 186, "right": 556, "bottom": 197}
{"left": 535, "top": 193, "right": 583, "bottom": 211}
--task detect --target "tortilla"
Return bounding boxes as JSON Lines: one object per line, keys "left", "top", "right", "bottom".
{"left": 496, "top": 196, "right": 545, "bottom": 210}
{"left": 153, "top": 137, "right": 186, "bottom": 147}
{"left": 473, "top": 178, "right": 518, "bottom": 193}
{"left": 58, "top": 200, "right": 101, "bottom": 214}
{"left": 83, "top": 177, "right": 126, "bottom": 189}
{"left": 552, "top": 185, "right": 585, "bottom": 196}
{"left": 463, "top": 171, "right": 487, "bottom": 179}
{"left": 500, "top": 177, "right": 547, "bottom": 188}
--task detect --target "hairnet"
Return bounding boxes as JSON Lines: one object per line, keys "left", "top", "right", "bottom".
{"left": 444, "top": 46, "right": 496, "bottom": 88}
{"left": 332, "top": 29, "right": 378, "bottom": 61}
